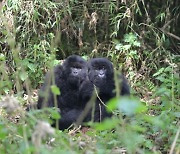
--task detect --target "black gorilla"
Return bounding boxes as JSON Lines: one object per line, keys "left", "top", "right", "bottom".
{"left": 88, "top": 58, "right": 130, "bottom": 96}
{"left": 37, "top": 56, "right": 130, "bottom": 130}
{"left": 79, "top": 58, "right": 130, "bottom": 122}
{"left": 37, "top": 55, "right": 87, "bottom": 130}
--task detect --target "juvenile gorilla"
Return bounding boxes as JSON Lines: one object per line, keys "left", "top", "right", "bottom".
{"left": 79, "top": 58, "right": 130, "bottom": 122}
{"left": 37, "top": 55, "right": 87, "bottom": 130}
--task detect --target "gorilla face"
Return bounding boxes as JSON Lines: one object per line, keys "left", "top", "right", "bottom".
{"left": 71, "top": 67, "right": 82, "bottom": 76}
{"left": 88, "top": 58, "right": 114, "bottom": 87}
{"left": 63, "top": 55, "right": 88, "bottom": 87}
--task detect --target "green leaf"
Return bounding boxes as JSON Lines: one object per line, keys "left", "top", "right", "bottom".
{"left": 153, "top": 68, "right": 165, "bottom": 77}
{"left": 129, "top": 50, "right": 138, "bottom": 58}
{"left": 123, "top": 44, "right": 131, "bottom": 50}
{"left": 117, "top": 97, "right": 147, "bottom": 116}
{"left": 51, "top": 85, "right": 60, "bottom": 95}
{"left": 82, "top": 55, "right": 88, "bottom": 61}
{"left": 3, "top": 87, "right": 10, "bottom": 94}
{"left": 155, "top": 76, "right": 166, "bottom": 82}
{"left": 124, "top": 33, "right": 137, "bottom": 44}
{"left": 115, "top": 43, "right": 123, "bottom": 50}
{"left": 133, "top": 41, "right": 141, "bottom": 47}
{"left": 131, "top": 124, "right": 146, "bottom": 133}
{"left": 112, "top": 39, "right": 120, "bottom": 44}
{"left": 143, "top": 115, "right": 164, "bottom": 129}
{"left": 0, "top": 53, "right": 5, "bottom": 61}
{"left": 164, "top": 66, "right": 172, "bottom": 72}
{"left": 0, "top": 124, "right": 7, "bottom": 139}
{"left": 27, "top": 63, "right": 36, "bottom": 72}
{"left": 108, "top": 97, "right": 147, "bottom": 116}
{"left": 19, "top": 72, "right": 28, "bottom": 81}
{"left": 51, "top": 109, "right": 61, "bottom": 120}
{"left": 53, "top": 60, "right": 60, "bottom": 66}
{"left": 107, "top": 97, "right": 118, "bottom": 111}
{"left": 94, "top": 118, "right": 119, "bottom": 130}
{"left": 174, "top": 112, "right": 180, "bottom": 118}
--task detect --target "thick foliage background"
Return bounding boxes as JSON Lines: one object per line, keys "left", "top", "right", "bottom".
{"left": 0, "top": 0, "right": 179, "bottom": 153}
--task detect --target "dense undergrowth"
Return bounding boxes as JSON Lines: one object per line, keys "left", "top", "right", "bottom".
{"left": 0, "top": 0, "right": 179, "bottom": 153}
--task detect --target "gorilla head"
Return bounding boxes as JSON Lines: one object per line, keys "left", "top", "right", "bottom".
{"left": 88, "top": 58, "right": 114, "bottom": 94}
{"left": 88, "top": 57, "right": 130, "bottom": 96}
{"left": 61, "top": 55, "right": 87, "bottom": 88}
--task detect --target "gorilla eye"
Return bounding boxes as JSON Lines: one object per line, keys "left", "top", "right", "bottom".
{"left": 102, "top": 66, "right": 105, "bottom": 70}
{"left": 72, "top": 66, "right": 81, "bottom": 69}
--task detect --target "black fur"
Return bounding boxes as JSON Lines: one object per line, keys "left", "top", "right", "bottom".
{"left": 79, "top": 58, "right": 130, "bottom": 122}
{"left": 37, "top": 56, "right": 130, "bottom": 130}
{"left": 37, "top": 55, "right": 87, "bottom": 130}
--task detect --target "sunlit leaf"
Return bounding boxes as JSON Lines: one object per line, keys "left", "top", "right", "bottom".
{"left": 174, "top": 112, "right": 180, "bottom": 118}
{"left": 51, "top": 85, "right": 60, "bottom": 95}
{"left": 0, "top": 53, "right": 5, "bottom": 61}
{"left": 82, "top": 55, "right": 88, "bottom": 61}
{"left": 112, "top": 39, "right": 120, "bottom": 44}
{"left": 115, "top": 43, "right": 123, "bottom": 50}
{"left": 53, "top": 60, "right": 60, "bottom": 66}
{"left": 124, "top": 33, "right": 137, "bottom": 43}
{"left": 117, "top": 97, "right": 147, "bottom": 116}
{"left": 164, "top": 66, "right": 172, "bottom": 72}
{"left": 3, "top": 87, "right": 10, "bottom": 94}
{"left": 27, "top": 63, "right": 36, "bottom": 72}
{"left": 133, "top": 41, "right": 141, "bottom": 47}
{"left": 123, "top": 44, "right": 131, "bottom": 50}
{"left": 51, "top": 110, "right": 61, "bottom": 120}
{"left": 19, "top": 72, "right": 28, "bottom": 81}
{"left": 108, "top": 97, "right": 147, "bottom": 116}
{"left": 130, "top": 124, "right": 146, "bottom": 133}
{"left": 107, "top": 97, "right": 118, "bottom": 111}
{"left": 153, "top": 68, "right": 165, "bottom": 77}
{"left": 155, "top": 76, "right": 166, "bottom": 82}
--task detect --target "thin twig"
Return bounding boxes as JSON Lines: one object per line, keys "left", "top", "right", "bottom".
{"left": 93, "top": 84, "right": 114, "bottom": 114}
{"left": 99, "top": 103, "right": 102, "bottom": 122}
{"left": 169, "top": 126, "right": 180, "bottom": 154}
{"left": 159, "top": 28, "right": 180, "bottom": 41}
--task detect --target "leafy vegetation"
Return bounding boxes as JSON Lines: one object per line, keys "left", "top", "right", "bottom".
{"left": 0, "top": 0, "right": 179, "bottom": 153}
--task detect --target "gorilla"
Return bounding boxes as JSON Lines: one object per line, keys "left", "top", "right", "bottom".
{"left": 79, "top": 58, "right": 130, "bottom": 122}
{"left": 37, "top": 55, "right": 87, "bottom": 130}
{"left": 37, "top": 56, "right": 130, "bottom": 130}
{"left": 88, "top": 58, "right": 130, "bottom": 96}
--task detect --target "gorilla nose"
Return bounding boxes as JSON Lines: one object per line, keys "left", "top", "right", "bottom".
{"left": 99, "top": 72, "right": 105, "bottom": 78}
{"left": 72, "top": 68, "right": 79, "bottom": 75}
{"left": 73, "top": 71, "right": 78, "bottom": 75}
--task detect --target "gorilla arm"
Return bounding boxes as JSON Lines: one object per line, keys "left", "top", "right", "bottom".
{"left": 37, "top": 65, "right": 63, "bottom": 109}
